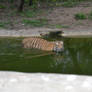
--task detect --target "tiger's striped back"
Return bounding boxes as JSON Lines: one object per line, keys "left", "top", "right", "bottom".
{"left": 22, "top": 37, "right": 64, "bottom": 52}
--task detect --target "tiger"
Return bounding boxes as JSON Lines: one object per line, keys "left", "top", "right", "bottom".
{"left": 22, "top": 37, "right": 64, "bottom": 52}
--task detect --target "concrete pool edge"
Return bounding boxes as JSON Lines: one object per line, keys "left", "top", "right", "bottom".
{"left": 0, "top": 28, "right": 92, "bottom": 37}
{"left": 0, "top": 71, "right": 92, "bottom": 92}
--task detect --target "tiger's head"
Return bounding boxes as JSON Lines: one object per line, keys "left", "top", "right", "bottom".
{"left": 53, "top": 41, "right": 64, "bottom": 53}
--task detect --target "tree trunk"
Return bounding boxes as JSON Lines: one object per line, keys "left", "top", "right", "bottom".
{"left": 18, "top": 0, "right": 24, "bottom": 12}
{"left": 29, "top": 0, "right": 33, "bottom": 6}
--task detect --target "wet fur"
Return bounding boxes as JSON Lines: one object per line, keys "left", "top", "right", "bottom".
{"left": 22, "top": 37, "right": 63, "bottom": 52}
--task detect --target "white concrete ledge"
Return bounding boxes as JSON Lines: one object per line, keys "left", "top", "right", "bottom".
{"left": 0, "top": 71, "right": 92, "bottom": 92}
{"left": 0, "top": 28, "right": 92, "bottom": 37}
{"left": 62, "top": 31, "right": 92, "bottom": 38}
{"left": 0, "top": 28, "right": 61, "bottom": 37}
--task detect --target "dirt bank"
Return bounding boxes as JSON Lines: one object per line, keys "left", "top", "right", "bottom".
{"left": 0, "top": 1, "right": 92, "bottom": 31}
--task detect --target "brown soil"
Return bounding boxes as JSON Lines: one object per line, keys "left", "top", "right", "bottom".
{"left": 0, "top": 1, "right": 92, "bottom": 31}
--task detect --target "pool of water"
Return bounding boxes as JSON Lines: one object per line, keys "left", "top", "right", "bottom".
{"left": 0, "top": 37, "right": 92, "bottom": 75}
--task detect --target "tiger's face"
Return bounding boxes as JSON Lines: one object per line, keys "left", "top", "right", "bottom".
{"left": 53, "top": 41, "right": 64, "bottom": 52}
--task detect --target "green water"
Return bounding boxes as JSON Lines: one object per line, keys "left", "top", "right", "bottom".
{"left": 0, "top": 37, "right": 92, "bottom": 75}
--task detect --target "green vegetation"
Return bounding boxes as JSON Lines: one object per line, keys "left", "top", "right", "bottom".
{"left": 0, "top": 0, "right": 92, "bottom": 12}
{"left": 55, "top": 24, "right": 63, "bottom": 28}
{"left": 0, "top": 0, "right": 90, "bottom": 12}
{"left": 0, "top": 4, "right": 6, "bottom": 9}
{"left": 0, "top": 22, "right": 5, "bottom": 28}
{"left": 23, "top": 19, "right": 48, "bottom": 27}
{"left": 0, "top": 22, "right": 11, "bottom": 28}
{"left": 88, "top": 11, "right": 92, "bottom": 20}
{"left": 0, "top": 0, "right": 92, "bottom": 29}
{"left": 0, "top": 22, "right": 8, "bottom": 28}
{"left": 62, "top": 1, "right": 79, "bottom": 7}
{"left": 75, "top": 11, "right": 92, "bottom": 20}
{"left": 55, "top": 24, "right": 69, "bottom": 28}
{"left": 75, "top": 13, "right": 87, "bottom": 20}
{"left": 20, "top": 10, "right": 38, "bottom": 17}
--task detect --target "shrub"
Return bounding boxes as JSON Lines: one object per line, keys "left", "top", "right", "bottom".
{"left": 75, "top": 13, "right": 87, "bottom": 20}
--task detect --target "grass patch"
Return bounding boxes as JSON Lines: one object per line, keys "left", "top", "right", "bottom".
{"left": 55, "top": 24, "right": 69, "bottom": 28}
{"left": 0, "top": 22, "right": 10, "bottom": 28}
{"left": 0, "top": 22, "right": 5, "bottom": 28}
{"left": 23, "top": 19, "right": 48, "bottom": 27}
{"left": 55, "top": 25, "right": 63, "bottom": 28}
{"left": 0, "top": 4, "right": 6, "bottom": 9}
{"left": 75, "top": 13, "right": 87, "bottom": 20}
{"left": 62, "top": 1, "right": 79, "bottom": 7}
{"left": 19, "top": 10, "right": 40, "bottom": 17}
{"left": 7, "top": 10, "right": 17, "bottom": 17}
{"left": 49, "top": 24, "right": 70, "bottom": 29}
{"left": 88, "top": 11, "right": 92, "bottom": 20}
